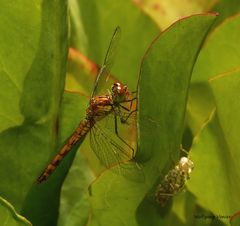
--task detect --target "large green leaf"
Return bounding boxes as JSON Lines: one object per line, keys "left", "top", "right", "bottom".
{"left": 185, "top": 14, "right": 240, "bottom": 226}
{"left": 84, "top": 14, "right": 217, "bottom": 226}
{"left": 188, "top": 15, "right": 240, "bottom": 136}
{"left": 192, "top": 15, "right": 240, "bottom": 83}
{"left": 188, "top": 70, "right": 240, "bottom": 226}
{"left": 0, "top": 0, "right": 69, "bottom": 226}
{"left": 0, "top": 1, "right": 40, "bottom": 133}
{"left": 136, "top": 13, "right": 217, "bottom": 226}
{"left": 0, "top": 197, "right": 32, "bottom": 226}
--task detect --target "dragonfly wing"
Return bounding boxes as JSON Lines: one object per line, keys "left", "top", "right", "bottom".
{"left": 90, "top": 27, "right": 121, "bottom": 99}
{"left": 90, "top": 115, "right": 144, "bottom": 182}
{"left": 90, "top": 120, "right": 131, "bottom": 169}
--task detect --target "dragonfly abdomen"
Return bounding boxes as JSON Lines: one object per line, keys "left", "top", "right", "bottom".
{"left": 37, "top": 119, "right": 92, "bottom": 183}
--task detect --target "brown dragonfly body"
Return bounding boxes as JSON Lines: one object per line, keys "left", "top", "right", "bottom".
{"left": 37, "top": 27, "right": 139, "bottom": 184}
{"left": 37, "top": 82, "right": 132, "bottom": 183}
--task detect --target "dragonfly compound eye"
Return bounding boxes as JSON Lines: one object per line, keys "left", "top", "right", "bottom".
{"left": 111, "top": 82, "right": 129, "bottom": 102}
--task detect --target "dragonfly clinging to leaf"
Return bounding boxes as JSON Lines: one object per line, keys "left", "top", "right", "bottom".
{"left": 37, "top": 27, "right": 140, "bottom": 183}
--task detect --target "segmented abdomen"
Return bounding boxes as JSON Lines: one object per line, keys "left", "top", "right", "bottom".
{"left": 37, "top": 119, "right": 92, "bottom": 183}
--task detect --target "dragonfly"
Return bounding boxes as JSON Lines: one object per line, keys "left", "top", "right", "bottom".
{"left": 37, "top": 27, "right": 139, "bottom": 183}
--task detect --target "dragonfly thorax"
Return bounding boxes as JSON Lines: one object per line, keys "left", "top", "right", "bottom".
{"left": 86, "top": 96, "right": 112, "bottom": 120}
{"left": 111, "top": 82, "right": 130, "bottom": 103}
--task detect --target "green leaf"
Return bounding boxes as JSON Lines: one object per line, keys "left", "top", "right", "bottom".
{"left": 188, "top": 70, "right": 240, "bottom": 226}
{"left": 187, "top": 82, "right": 215, "bottom": 136}
{"left": 186, "top": 14, "right": 240, "bottom": 226}
{"left": 0, "top": 197, "right": 32, "bottom": 226}
{"left": 136, "top": 13, "right": 217, "bottom": 226}
{"left": 0, "top": 1, "right": 40, "bottom": 132}
{"left": 69, "top": 0, "right": 159, "bottom": 91}
{"left": 0, "top": 0, "right": 68, "bottom": 225}
{"left": 213, "top": 0, "right": 240, "bottom": 28}
{"left": 188, "top": 15, "right": 240, "bottom": 135}
{"left": 192, "top": 15, "right": 240, "bottom": 83}
{"left": 85, "top": 14, "right": 217, "bottom": 226}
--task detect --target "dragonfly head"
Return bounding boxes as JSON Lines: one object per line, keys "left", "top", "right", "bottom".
{"left": 111, "top": 82, "right": 130, "bottom": 103}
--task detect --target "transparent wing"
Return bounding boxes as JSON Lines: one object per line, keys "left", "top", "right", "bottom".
{"left": 90, "top": 120, "right": 132, "bottom": 169}
{"left": 90, "top": 114, "right": 144, "bottom": 182}
{"left": 90, "top": 26, "right": 121, "bottom": 98}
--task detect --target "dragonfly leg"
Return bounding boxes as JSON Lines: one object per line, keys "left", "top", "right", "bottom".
{"left": 114, "top": 113, "right": 135, "bottom": 158}
{"left": 119, "top": 96, "right": 137, "bottom": 107}
{"left": 130, "top": 90, "right": 137, "bottom": 101}
{"left": 120, "top": 109, "right": 137, "bottom": 124}
{"left": 118, "top": 97, "right": 137, "bottom": 123}
{"left": 123, "top": 97, "right": 137, "bottom": 104}
{"left": 129, "top": 96, "right": 137, "bottom": 110}
{"left": 119, "top": 104, "right": 131, "bottom": 112}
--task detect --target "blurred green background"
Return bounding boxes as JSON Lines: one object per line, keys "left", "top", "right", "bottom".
{"left": 0, "top": 0, "right": 239, "bottom": 226}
